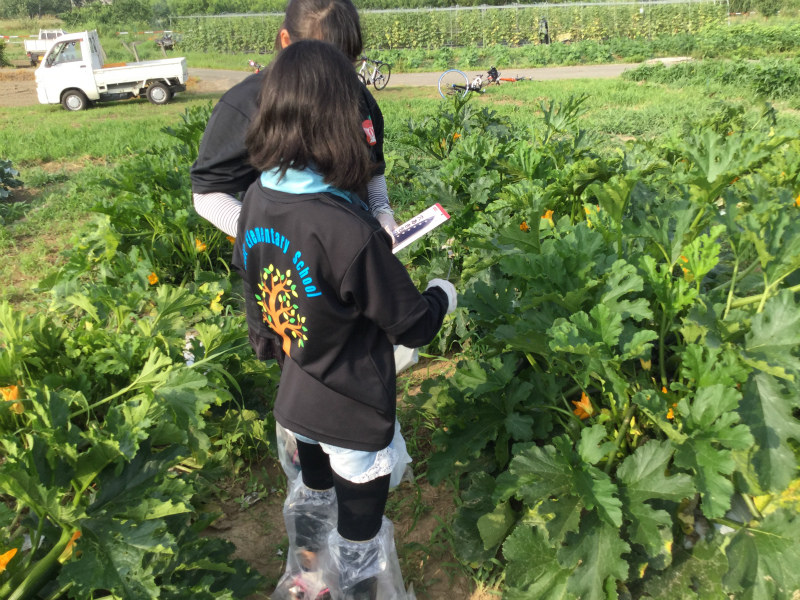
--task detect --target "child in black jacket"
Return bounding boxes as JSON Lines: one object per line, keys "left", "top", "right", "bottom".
{"left": 232, "top": 41, "right": 456, "bottom": 600}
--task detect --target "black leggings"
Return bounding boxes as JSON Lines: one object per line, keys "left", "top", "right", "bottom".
{"left": 296, "top": 440, "right": 390, "bottom": 542}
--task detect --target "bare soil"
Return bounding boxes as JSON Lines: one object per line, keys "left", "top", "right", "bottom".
{"left": 0, "top": 69, "right": 199, "bottom": 107}
{"left": 0, "top": 67, "right": 37, "bottom": 107}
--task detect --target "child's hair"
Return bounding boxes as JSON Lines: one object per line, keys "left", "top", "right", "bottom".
{"left": 247, "top": 40, "right": 373, "bottom": 193}
{"left": 275, "top": 0, "right": 363, "bottom": 62}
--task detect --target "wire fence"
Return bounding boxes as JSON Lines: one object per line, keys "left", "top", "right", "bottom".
{"left": 170, "top": 0, "right": 729, "bottom": 52}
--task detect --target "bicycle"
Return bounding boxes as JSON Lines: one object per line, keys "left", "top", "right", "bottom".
{"left": 248, "top": 59, "right": 265, "bottom": 73}
{"left": 438, "top": 69, "right": 490, "bottom": 100}
{"left": 357, "top": 56, "right": 391, "bottom": 91}
{"left": 498, "top": 75, "right": 532, "bottom": 82}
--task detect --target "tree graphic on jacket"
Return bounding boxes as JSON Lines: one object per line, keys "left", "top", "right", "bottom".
{"left": 255, "top": 264, "right": 309, "bottom": 356}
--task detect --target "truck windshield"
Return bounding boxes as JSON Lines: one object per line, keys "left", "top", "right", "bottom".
{"left": 49, "top": 40, "right": 82, "bottom": 65}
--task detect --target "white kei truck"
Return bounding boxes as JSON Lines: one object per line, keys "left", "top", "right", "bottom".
{"left": 24, "top": 29, "right": 67, "bottom": 66}
{"left": 35, "top": 30, "right": 188, "bottom": 111}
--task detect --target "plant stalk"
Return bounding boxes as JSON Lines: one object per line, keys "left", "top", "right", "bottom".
{"left": 4, "top": 528, "right": 72, "bottom": 600}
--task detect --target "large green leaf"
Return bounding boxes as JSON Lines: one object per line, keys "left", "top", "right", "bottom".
{"left": 451, "top": 473, "right": 501, "bottom": 563}
{"left": 673, "top": 385, "right": 754, "bottom": 518}
{"left": 540, "top": 496, "right": 583, "bottom": 546}
{"left": 504, "top": 525, "right": 576, "bottom": 600}
{"left": 723, "top": 510, "right": 800, "bottom": 600}
{"left": 477, "top": 501, "right": 516, "bottom": 550}
{"left": 744, "top": 290, "right": 800, "bottom": 380}
{"left": 61, "top": 517, "right": 174, "bottom": 600}
{"left": 599, "top": 259, "right": 652, "bottom": 322}
{"left": 738, "top": 373, "right": 800, "bottom": 493}
{"left": 578, "top": 425, "right": 616, "bottom": 466}
{"left": 587, "top": 175, "right": 635, "bottom": 225}
{"left": 549, "top": 304, "right": 623, "bottom": 359}
{"left": 617, "top": 440, "right": 694, "bottom": 559}
{"left": 89, "top": 443, "right": 185, "bottom": 516}
{"left": 641, "top": 540, "right": 728, "bottom": 600}
{"left": 426, "top": 360, "right": 539, "bottom": 484}
{"left": 495, "top": 437, "right": 622, "bottom": 528}
{"left": 558, "top": 512, "right": 630, "bottom": 600}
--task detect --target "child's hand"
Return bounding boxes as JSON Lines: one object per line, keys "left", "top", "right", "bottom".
{"left": 426, "top": 279, "right": 457, "bottom": 314}
{"left": 376, "top": 213, "right": 398, "bottom": 234}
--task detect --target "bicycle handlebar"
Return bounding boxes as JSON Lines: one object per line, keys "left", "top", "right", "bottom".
{"left": 359, "top": 55, "right": 390, "bottom": 67}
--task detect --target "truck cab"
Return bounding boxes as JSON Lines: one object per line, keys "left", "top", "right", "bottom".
{"left": 35, "top": 30, "right": 188, "bottom": 111}
{"left": 24, "top": 29, "right": 67, "bottom": 66}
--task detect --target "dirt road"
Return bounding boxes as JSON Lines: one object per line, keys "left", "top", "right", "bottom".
{"left": 0, "top": 58, "right": 689, "bottom": 108}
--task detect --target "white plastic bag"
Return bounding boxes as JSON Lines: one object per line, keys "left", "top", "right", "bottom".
{"left": 389, "top": 420, "right": 413, "bottom": 489}
{"left": 393, "top": 345, "right": 418, "bottom": 375}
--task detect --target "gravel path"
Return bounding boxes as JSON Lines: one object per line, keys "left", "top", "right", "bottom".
{"left": 189, "top": 57, "right": 691, "bottom": 92}
{"left": 0, "top": 58, "right": 691, "bottom": 107}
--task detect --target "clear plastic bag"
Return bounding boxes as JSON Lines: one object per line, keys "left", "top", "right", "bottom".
{"left": 324, "top": 517, "right": 412, "bottom": 600}
{"left": 277, "top": 421, "right": 302, "bottom": 483}
{"left": 273, "top": 477, "right": 338, "bottom": 600}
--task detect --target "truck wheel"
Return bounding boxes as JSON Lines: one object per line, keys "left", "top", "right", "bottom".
{"left": 62, "top": 90, "right": 90, "bottom": 111}
{"left": 147, "top": 83, "right": 172, "bottom": 105}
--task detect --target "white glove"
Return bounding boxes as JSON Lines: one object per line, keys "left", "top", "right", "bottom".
{"left": 426, "top": 279, "right": 457, "bottom": 315}
{"left": 376, "top": 212, "right": 398, "bottom": 235}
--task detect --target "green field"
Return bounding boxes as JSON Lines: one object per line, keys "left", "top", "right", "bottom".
{"left": 2, "top": 49, "right": 800, "bottom": 600}
{"left": 3, "top": 70, "right": 799, "bottom": 307}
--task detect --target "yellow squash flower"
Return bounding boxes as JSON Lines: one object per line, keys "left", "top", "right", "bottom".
{"left": 195, "top": 239, "right": 207, "bottom": 252}
{"left": 226, "top": 235, "right": 236, "bottom": 243}
{"left": 1, "top": 385, "right": 22, "bottom": 414}
{"left": 0, "top": 548, "right": 17, "bottom": 572}
{"left": 210, "top": 291, "right": 224, "bottom": 314}
{"left": 542, "top": 210, "right": 554, "bottom": 226}
{"left": 0, "top": 385, "right": 18, "bottom": 401}
{"left": 520, "top": 221, "right": 531, "bottom": 232}
{"left": 572, "top": 392, "right": 594, "bottom": 420}
{"left": 148, "top": 272, "right": 159, "bottom": 285}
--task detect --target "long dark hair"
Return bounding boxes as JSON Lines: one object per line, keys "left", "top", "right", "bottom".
{"left": 274, "top": 0, "right": 362, "bottom": 62}
{"left": 247, "top": 40, "right": 373, "bottom": 193}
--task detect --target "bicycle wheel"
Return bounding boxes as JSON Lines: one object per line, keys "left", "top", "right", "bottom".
{"left": 438, "top": 69, "right": 468, "bottom": 100}
{"left": 357, "top": 72, "right": 367, "bottom": 86}
{"left": 373, "top": 64, "right": 391, "bottom": 90}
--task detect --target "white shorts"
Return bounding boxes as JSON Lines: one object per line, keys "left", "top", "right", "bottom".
{"left": 290, "top": 430, "right": 399, "bottom": 484}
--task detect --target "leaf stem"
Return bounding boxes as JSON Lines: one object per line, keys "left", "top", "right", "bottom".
{"left": 710, "top": 517, "right": 745, "bottom": 531}
{"left": 710, "top": 258, "right": 758, "bottom": 294}
{"left": 741, "top": 493, "right": 763, "bottom": 521}
{"left": 723, "top": 255, "right": 739, "bottom": 320}
{"left": 603, "top": 403, "right": 636, "bottom": 475}
{"left": 23, "top": 517, "right": 45, "bottom": 571}
{"left": 659, "top": 308, "right": 669, "bottom": 388}
{"left": 728, "top": 282, "right": 800, "bottom": 309}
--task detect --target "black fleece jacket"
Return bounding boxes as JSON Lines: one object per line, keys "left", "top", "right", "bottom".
{"left": 231, "top": 183, "right": 448, "bottom": 451}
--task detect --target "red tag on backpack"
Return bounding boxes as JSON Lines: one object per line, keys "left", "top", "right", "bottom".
{"left": 362, "top": 119, "right": 377, "bottom": 146}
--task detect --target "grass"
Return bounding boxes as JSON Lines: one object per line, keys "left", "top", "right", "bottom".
{"left": 0, "top": 92, "right": 221, "bottom": 165}
{"left": 376, "top": 77, "right": 800, "bottom": 142}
